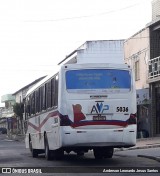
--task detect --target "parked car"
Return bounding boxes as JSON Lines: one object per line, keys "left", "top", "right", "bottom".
{"left": 0, "top": 128, "right": 7, "bottom": 134}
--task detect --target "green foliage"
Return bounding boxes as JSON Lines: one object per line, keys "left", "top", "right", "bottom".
{"left": 13, "top": 103, "right": 24, "bottom": 120}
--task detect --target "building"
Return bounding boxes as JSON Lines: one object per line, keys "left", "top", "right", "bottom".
{"left": 0, "top": 107, "right": 6, "bottom": 129}
{"left": 124, "top": 27, "right": 151, "bottom": 137}
{"left": 12, "top": 76, "right": 46, "bottom": 134}
{"left": 124, "top": 0, "right": 160, "bottom": 137}
{"left": 58, "top": 40, "right": 125, "bottom": 65}
{"left": 0, "top": 94, "right": 16, "bottom": 133}
{"left": 12, "top": 76, "right": 46, "bottom": 104}
{"left": 0, "top": 76, "right": 46, "bottom": 135}
{"left": 147, "top": 18, "right": 160, "bottom": 137}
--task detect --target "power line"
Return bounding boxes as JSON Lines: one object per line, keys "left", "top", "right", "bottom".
{"left": 127, "top": 36, "right": 149, "bottom": 39}
{"left": 24, "top": 1, "right": 146, "bottom": 23}
{"left": 125, "top": 47, "right": 149, "bottom": 60}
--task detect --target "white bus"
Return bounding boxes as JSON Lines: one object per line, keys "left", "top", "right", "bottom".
{"left": 24, "top": 63, "right": 137, "bottom": 160}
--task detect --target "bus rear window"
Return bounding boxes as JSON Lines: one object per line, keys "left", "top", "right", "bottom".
{"left": 66, "top": 69, "right": 131, "bottom": 92}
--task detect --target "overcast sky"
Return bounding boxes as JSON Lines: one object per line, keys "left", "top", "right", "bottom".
{"left": 0, "top": 0, "right": 152, "bottom": 106}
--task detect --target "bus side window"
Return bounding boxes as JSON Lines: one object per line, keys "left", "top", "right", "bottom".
{"left": 40, "top": 86, "right": 43, "bottom": 111}
{"left": 51, "top": 78, "right": 55, "bottom": 107}
{"left": 47, "top": 80, "right": 52, "bottom": 108}
{"left": 27, "top": 105, "right": 31, "bottom": 117}
{"left": 42, "top": 85, "right": 46, "bottom": 110}
{"left": 29, "top": 95, "right": 32, "bottom": 116}
{"left": 35, "top": 89, "right": 40, "bottom": 113}
{"left": 51, "top": 76, "right": 58, "bottom": 107}
{"left": 55, "top": 75, "right": 58, "bottom": 106}
{"left": 25, "top": 97, "right": 31, "bottom": 119}
{"left": 31, "top": 92, "right": 35, "bottom": 115}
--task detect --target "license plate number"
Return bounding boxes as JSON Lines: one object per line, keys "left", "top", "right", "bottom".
{"left": 93, "top": 116, "right": 106, "bottom": 121}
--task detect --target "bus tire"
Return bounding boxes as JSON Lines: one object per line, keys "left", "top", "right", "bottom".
{"left": 29, "top": 138, "right": 38, "bottom": 158}
{"left": 44, "top": 134, "right": 54, "bottom": 160}
{"left": 93, "top": 148, "right": 103, "bottom": 159}
{"left": 103, "top": 147, "right": 114, "bottom": 158}
{"left": 54, "top": 148, "right": 64, "bottom": 160}
{"left": 77, "top": 151, "right": 84, "bottom": 157}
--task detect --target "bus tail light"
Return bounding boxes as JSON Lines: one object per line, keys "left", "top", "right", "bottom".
{"left": 128, "top": 114, "right": 137, "bottom": 125}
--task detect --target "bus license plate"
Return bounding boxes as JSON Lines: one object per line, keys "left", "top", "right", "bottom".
{"left": 93, "top": 116, "right": 106, "bottom": 121}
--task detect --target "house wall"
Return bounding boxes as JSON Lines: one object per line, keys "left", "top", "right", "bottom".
{"left": 124, "top": 28, "right": 151, "bottom": 137}
{"left": 150, "top": 29, "right": 160, "bottom": 59}
{"left": 149, "top": 21, "right": 160, "bottom": 136}
{"left": 1, "top": 94, "right": 15, "bottom": 103}
{"left": 77, "top": 40, "right": 125, "bottom": 64}
{"left": 152, "top": 0, "right": 160, "bottom": 21}
{"left": 14, "top": 85, "right": 34, "bottom": 103}
{"left": 124, "top": 28, "right": 150, "bottom": 89}
{"left": 14, "top": 91, "right": 23, "bottom": 103}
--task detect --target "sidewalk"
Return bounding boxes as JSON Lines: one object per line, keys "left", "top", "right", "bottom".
{"left": 124, "top": 137, "right": 160, "bottom": 162}
{"left": 12, "top": 134, "right": 25, "bottom": 141}
{"left": 134, "top": 137, "right": 160, "bottom": 149}
{"left": 0, "top": 134, "right": 25, "bottom": 142}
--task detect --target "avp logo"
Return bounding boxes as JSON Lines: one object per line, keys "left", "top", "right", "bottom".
{"left": 91, "top": 101, "right": 109, "bottom": 114}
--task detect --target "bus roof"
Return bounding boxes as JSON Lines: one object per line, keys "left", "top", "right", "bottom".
{"left": 62, "top": 63, "right": 130, "bottom": 70}
{"left": 25, "top": 66, "right": 60, "bottom": 97}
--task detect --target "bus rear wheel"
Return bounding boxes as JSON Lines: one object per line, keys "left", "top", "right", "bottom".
{"left": 93, "top": 148, "right": 103, "bottom": 159}
{"left": 93, "top": 147, "right": 114, "bottom": 159}
{"left": 54, "top": 148, "right": 64, "bottom": 160}
{"left": 44, "top": 134, "right": 54, "bottom": 160}
{"left": 44, "top": 134, "right": 64, "bottom": 160}
{"left": 103, "top": 147, "right": 114, "bottom": 158}
{"left": 29, "top": 138, "right": 38, "bottom": 158}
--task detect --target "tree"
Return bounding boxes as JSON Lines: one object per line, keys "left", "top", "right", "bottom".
{"left": 13, "top": 103, "right": 24, "bottom": 134}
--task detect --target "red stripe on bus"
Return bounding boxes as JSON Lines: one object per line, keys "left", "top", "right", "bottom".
{"left": 71, "top": 121, "right": 128, "bottom": 128}
{"left": 28, "top": 111, "right": 59, "bottom": 131}
{"left": 28, "top": 112, "right": 128, "bottom": 131}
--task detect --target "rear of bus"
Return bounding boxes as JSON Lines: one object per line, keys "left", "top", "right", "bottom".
{"left": 60, "top": 63, "right": 137, "bottom": 158}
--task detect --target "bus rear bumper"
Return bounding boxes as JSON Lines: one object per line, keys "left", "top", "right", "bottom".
{"left": 62, "top": 125, "right": 137, "bottom": 148}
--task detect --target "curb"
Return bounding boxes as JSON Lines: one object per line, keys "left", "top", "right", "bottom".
{"left": 138, "top": 155, "right": 160, "bottom": 162}
{"left": 4, "top": 134, "right": 25, "bottom": 142}
{"left": 128, "top": 144, "right": 160, "bottom": 150}
{"left": 14, "top": 137, "right": 25, "bottom": 142}
{"left": 137, "top": 137, "right": 160, "bottom": 141}
{"left": 3, "top": 139, "right": 14, "bottom": 142}
{"left": 115, "top": 144, "right": 160, "bottom": 152}
{"left": 114, "top": 144, "right": 160, "bottom": 157}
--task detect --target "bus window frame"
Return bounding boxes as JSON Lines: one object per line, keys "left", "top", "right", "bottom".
{"left": 24, "top": 73, "right": 59, "bottom": 119}
{"left": 65, "top": 69, "right": 131, "bottom": 93}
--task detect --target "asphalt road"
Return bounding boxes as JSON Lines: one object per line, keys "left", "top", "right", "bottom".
{"left": 0, "top": 135, "right": 160, "bottom": 176}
